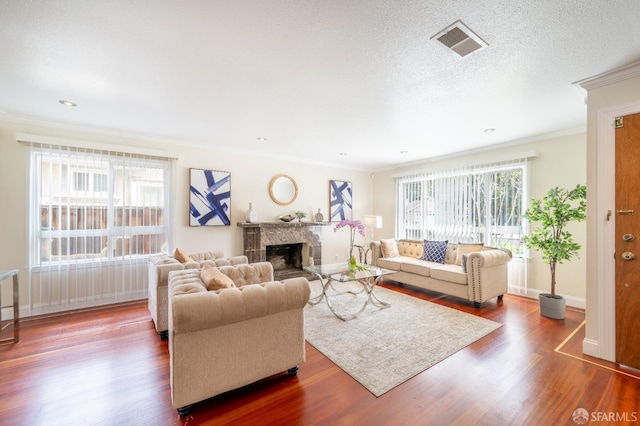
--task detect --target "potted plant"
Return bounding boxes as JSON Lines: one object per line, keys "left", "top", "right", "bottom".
{"left": 294, "top": 211, "right": 307, "bottom": 222}
{"left": 522, "top": 184, "right": 586, "bottom": 319}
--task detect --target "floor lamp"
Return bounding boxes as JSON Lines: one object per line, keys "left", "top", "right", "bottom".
{"left": 361, "top": 215, "right": 382, "bottom": 264}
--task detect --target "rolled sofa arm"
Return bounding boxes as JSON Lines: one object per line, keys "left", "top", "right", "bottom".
{"left": 466, "top": 248, "right": 512, "bottom": 268}
{"left": 171, "top": 277, "right": 310, "bottom": 334}
{"left": 370, "top": 241, "right": 383, "bottom": 266}
{"left": 149, "top": 254, "right": 185, "bottom": 289}
{"left": 466, "top": 248, "right": 512, "bottom": 303}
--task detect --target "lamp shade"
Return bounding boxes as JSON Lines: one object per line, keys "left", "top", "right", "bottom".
{"left": 362, "top": 215, "right": 382, "bottom": 229}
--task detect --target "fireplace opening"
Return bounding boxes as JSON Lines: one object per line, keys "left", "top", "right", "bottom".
{"left": 266, "top": 243, "right": 306, "bottom": 279}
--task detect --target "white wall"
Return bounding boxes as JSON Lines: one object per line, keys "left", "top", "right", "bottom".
{"left": 371, "top": 132, "right": 588, "bottom": 305}
{"left": 0, "top": 120, "right": 373, "bottom": 315}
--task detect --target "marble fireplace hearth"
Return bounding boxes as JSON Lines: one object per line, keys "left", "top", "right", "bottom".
{"left": 237, "top": 222, "right": 330, "bottom": 281}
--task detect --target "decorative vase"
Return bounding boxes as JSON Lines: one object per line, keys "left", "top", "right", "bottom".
{"left": 244, "top": 203, "right": 257, "bottom": 223}
{"left": 349, "top": 255, "right": 358, "bottom": 270}
{"left": 539, "top": 293, "right": 565, "bottom": 319}
{"left": 314, "top": 208, "right": 324, "bottom": 222}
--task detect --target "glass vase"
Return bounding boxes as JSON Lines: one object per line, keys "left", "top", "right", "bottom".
{"left": 349, "top": 254, "right": 357, "bottom": 270}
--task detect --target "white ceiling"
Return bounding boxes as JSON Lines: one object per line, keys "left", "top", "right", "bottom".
{"left": 1, "top": 1, "right": 640, "bottom": 171}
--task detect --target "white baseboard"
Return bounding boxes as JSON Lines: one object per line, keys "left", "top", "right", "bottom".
{"left": 2, "top": 290, "right": 147, "bottom": 319}
{"left": 507, "top": 286, "right": 585, "bottom": 309}
{"left": 582, "top": 338, "right": 604, "bottom": 359}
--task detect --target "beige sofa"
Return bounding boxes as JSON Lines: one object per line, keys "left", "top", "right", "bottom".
{"left": 147, "top": 250, "right": 248, "bottom": 339}
{"left": 168, "top": 262, "right": 310, "bottom": 416}
{"left": 371, "top": 240, "right": 512, "bottom": 307}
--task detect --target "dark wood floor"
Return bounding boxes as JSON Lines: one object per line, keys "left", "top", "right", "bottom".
{"left": 1, "top": 282, "right": 639, "bottom": 426}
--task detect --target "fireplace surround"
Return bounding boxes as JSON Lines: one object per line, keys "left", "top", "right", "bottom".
{"left": 237, "top": 222, "right": 329, "bottom": 280}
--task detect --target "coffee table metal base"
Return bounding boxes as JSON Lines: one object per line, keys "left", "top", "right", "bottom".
{"left": 308, "top": 274, "right": 390, "bottom": 321}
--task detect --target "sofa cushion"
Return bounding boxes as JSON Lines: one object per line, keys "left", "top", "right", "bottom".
{"left": 174, "top": 247, "right": 193, "bottom": 263}
{"left": 200, "top": 264, "right": 236, "bottom": 291}
{"left": 376, "top": 256, "right": 406, "bottom": 271}
{"left": 420, "top": 240, "right": 448, "bottom": 264}
{"left": 455, "top": 243, "right": 484, "bottom": 266}
{"left": 381, "top": 239, "right": 400, "bottom": 258}
{"left": 400, "top": 258, "right": 435, "bottom": 277}
{"left": 430, "top": 264, "right": 468, "bottom": 285}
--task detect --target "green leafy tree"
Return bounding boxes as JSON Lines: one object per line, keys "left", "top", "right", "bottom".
{"left": 522, "top": 185, "right": 587, "bottom": 298}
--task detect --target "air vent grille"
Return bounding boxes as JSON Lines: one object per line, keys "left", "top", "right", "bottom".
{"left": 431, "top": 20, "right": 488, "bottom": 58}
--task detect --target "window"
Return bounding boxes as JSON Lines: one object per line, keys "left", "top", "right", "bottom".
{"left": 30, "top": 145, "right": 171, "bottom": 266}
{"left": 396, "top": 160, "right": 527, "bottom": 256}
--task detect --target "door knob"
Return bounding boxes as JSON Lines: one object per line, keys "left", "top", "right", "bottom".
{"left": 623, "top": 234, "right": 635, "bottom": 242}
{"left": 622, "top": 252, "right": 636, "bottom": 261}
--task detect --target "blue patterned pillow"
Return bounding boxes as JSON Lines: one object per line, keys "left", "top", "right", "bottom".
{"left": 420, "top": 240, "right": 448, "bottom": 263}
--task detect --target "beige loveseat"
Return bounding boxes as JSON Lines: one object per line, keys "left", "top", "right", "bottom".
{"left": 371, "top": 240, "right": 512, "bottom": 307}
{"left": 168, "top": 262, "right": 310, "bottom": 416}
{"left": 147, "top": 250, "right": 248, "bottom": 339}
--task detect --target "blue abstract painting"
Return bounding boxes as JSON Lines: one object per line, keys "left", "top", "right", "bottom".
{"left": 189, "top": 168, "right": 231, "bottom": 226}
{"left": 330, "top": 179, "right": 352, "bottom": 222}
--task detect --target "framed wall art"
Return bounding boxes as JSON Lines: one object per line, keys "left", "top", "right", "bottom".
{"left": 189, "top": 168, "right": 231, "bottom": 226}
{"left": 329, "top": 179, "right": 352, "bottom": 222}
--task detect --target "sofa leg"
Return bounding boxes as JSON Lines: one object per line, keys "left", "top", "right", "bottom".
{"left": 159, "top": 330, "right": 168, "bottom": 340}
{"left": 473, "top": 301, "right": 481, "bottom": 308}
{"left": 287, "top": 366, "right": 299, "bottom": 376}
{"left": 498, "top": 294, "right": 504, "bottom": 301}
{"left": 177, "top": 404, "right": 193, "bottom": 417}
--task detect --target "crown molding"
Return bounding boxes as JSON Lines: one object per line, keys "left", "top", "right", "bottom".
{"left": 573, "top": 60, "right": 640, "bottom": 91}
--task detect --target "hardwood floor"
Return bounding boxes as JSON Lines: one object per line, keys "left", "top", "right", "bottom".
{"left": 1, "top": 283, "right": 638, "bottom": 425}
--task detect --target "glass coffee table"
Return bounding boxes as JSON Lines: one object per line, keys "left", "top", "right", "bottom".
{"left": 304, "top": 263, "right": 395, "bottom": 321}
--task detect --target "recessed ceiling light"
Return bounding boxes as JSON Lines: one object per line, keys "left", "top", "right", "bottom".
{"left": 339, "top": 152, "right": 348, "bottom": 156}
{"left": 257, "top": 137, "right": 267, "bottom": 142}
{"left": 484, "top": 128, "right": 495, "bottom": 133}
{"left": 400, "top": 150, "right": 409, "bottom": 154}
{"left": 58, "top": 100, "right": 77, "bottom": 107}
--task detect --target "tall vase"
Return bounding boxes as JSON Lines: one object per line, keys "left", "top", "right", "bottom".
{"left": 245, "top": 203, "right": 257, "bottom": 223}
{"left": 349, "top": 244, "right": 357, "bottom": 270}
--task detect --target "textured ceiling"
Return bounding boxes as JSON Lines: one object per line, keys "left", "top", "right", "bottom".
{"left": 1, "top": 1, "right": 640, "bottom": 170}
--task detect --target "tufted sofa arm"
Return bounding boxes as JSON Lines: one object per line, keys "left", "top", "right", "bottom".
{"left": 147, "top": 251, "right": 249, "bottom": 338}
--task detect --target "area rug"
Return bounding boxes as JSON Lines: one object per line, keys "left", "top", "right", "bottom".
{"left": 304, "top": 280, "right": 501, "bottom": 397}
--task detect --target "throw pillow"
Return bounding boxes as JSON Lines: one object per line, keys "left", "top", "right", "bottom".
{"left": 420, "top": 240, "right": 448, "bottom": 263}
{"left": 462, "top": 253, "right": 469, "bottom": 273}
{"left": 455, "top": 243, "right": 484, "bottom": 266}
{"left": 200, "top": 264, "right": 236, "bottom": 291}
{"left": 380, "top": 239, "right": 400, "bottom": 258}
{"left": 174, "top": 247, "right": 193, "bottom": 263}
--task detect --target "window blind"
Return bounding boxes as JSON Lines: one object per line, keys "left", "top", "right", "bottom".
{"left": 27, "top": 143, "right": 173, "bottom": 314}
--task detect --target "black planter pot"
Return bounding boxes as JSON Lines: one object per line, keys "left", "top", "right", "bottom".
{"left": 539, "top": 293, "right": 566, "bottom": 319}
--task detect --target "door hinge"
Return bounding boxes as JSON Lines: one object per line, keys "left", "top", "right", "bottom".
{"left": 615, "top": 117, "right": 623, "bottom": 128}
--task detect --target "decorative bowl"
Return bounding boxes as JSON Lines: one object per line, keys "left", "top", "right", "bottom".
{"left": 279, "top": 214, "right": 295, "bottom": 222}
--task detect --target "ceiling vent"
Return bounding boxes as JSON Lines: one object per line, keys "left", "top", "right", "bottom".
{"left": 431, "top": 20, "right": 488, "bottom": 58}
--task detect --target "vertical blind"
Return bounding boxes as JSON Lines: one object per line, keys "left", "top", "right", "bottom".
{"left": 27, "top": 143, "right": 173, "bottom": 314}
{"left": 395, "top": 158, "right": 529, "bottom": 291}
